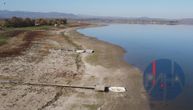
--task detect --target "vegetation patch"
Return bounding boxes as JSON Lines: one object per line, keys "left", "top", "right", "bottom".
{"left": 0, "top": 31, "right": 44, "bottom": 57}
{"left": 0, "top": 30, "right": 25, "bottom": 46}
{"left": 6, "top": 25, "right": 52, "bottom": 31}
{"left": 86, "top": 52, "right": 99, "bottom": 65}
{"left": 62, "top": 34, "right": 81, "bottom": 49}
{"left": 83, "top": 104, "right": 100, "bottom": 110}
{"left": 0, "top": 35, "right": 8, "bottom": 45}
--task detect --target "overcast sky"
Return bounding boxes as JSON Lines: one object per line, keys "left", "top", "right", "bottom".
{"left": 1, "top": 0, "right": 193, "bottom": 18}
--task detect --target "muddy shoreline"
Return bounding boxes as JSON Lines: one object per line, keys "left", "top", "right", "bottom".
{"left": 66, "top": 25, "right": 150, "bottom": 110}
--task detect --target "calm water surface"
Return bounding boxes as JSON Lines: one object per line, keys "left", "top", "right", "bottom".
{"left": 78, "top": 24, "right": 193, "bottom": 110}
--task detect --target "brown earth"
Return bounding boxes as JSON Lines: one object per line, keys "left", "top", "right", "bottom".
{"left": 0, "top": 30, "right": 44, "bottom": 57}
{"left": 0, "top": 25, "right": 150, "bottom": 110}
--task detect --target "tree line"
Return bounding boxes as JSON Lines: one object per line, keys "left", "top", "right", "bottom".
{"left": 0, "top": 17, "right": 67, "bottom": 27}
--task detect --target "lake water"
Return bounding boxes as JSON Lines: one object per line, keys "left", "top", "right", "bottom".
{"left": 78, "top": 24, "right": 193, "bottom": 110}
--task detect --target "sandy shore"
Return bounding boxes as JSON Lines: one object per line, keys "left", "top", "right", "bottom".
{"left": 0, "top": 25, "right": 150, "bottom": 110}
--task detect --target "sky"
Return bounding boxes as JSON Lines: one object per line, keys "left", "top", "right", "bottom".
{"left": 0, "top": 0, "right": 193, "bottom": 18}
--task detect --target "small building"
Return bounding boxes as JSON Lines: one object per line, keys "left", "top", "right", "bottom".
{"left": 54, "top": 24, "right": 58, "bottom": 27}
{"left": 35, "top": 23, "right": 40, "bottom": 26}
{"left": 75, "top": 49, "right": 94, "bottom": 54}
{"left": 76, "top": 50, "right": 85, "bottom": 53}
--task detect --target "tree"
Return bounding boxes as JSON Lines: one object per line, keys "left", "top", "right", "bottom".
{"left": 1, "top": 17, "right": 67, "bottom": 27}
{"left": 35, "top": 18, "right": 47, "bottom": 26}
{"left": 24, "top": 18, "right": 34, "bottom": 27}
{"left": 10, "top": 17, "right": 24, "bottom": 27}
{"left": 0, "top": 19, "right": 6, "bottom": 27}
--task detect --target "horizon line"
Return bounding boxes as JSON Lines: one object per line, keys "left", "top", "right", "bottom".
{"left": 1, "top": 10, "right": 193, "bottom": 20}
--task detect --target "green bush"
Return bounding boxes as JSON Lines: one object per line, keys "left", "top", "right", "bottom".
{"left": 0, "top": 35, "right": 8, "bottom": 45}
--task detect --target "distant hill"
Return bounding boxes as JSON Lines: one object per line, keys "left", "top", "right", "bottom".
{"left": 1, "top": 10, "right": 193, "bottom": 25}
{"left": 77, "top": 17, "right": 193, "bottom": 25}
{"left": 0, "top": 10, "right": 79, "bottom": 19}
{"left": 179, "top": 18, "right": 193, "bottom": 25}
